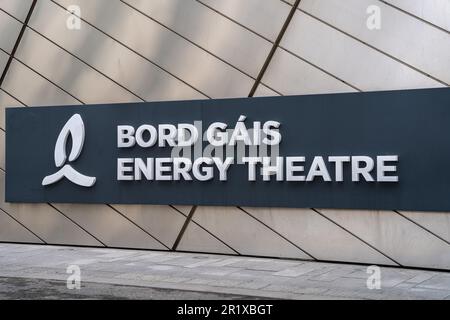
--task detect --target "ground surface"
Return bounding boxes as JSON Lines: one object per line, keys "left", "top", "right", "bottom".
{"left": 0, "top": 276, "right": 260, "bottom": 300}
{"left": 0, "top": 243, "right": 449, "bottom": 300}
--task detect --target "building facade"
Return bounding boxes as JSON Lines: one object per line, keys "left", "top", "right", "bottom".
{"left": 0, "top": 0, "right": 449, "bottom": 270}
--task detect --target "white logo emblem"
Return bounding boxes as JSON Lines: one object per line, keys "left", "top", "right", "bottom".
{"left": 42, "top": 114, "right": 96, "bottom": 187}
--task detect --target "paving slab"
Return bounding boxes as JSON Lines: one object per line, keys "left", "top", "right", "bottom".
{"left": 0, "top": 244, "right": 449, "bottom": 300}
{"left": 417, "top": 276, "right": 450, "bottom": 291}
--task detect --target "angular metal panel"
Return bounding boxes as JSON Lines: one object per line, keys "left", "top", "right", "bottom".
{"left": 401, "top": 211, "right": 450, "bottom": 243}
{"left": 281, "top": 11, "right": 443, "bottom": 90}
{"left": 123, "top": 0, "right": 272, "bottom": 77}
{"left": 299, "top": 0, "right": 450, "bottom": 84}
{"left": 16, "top": 29, "right": 141, "bottom": 104}
{"left": 244, "top": 207, "right": 397, "bottom": 265}
{"left": 192, "top": 206, "right": 312, "bottom": 259}
{"left": 321, "top": 209, "right": 450, "bottom": 269}
{"left": 112, "top": 204, "right": 187, "bottom": 248}
{"left": 0, "top": 171, "right": 103, "bottom": 246}
{"left": 261, "top": 48, "right": 355, "bottom": 95}
{"left": 0, "top": 209, "right": 43, "bottom": 243}
{"left": 172, "top": 206, "right": 192, "bottom": 216}
{"left": 0, "top": 9, "right": 22, "bottom": 53}
{"left": 28, "top": 0, "right": 206, "bottom": 102}
{"left": 384, "top": 0, "right": 450, "bottom": 32}
{"left": 52, "top": 0, "right": 254, "bottom": 98}
{"left": 199, "top": 0, "right": 291, "bottom": 41}
{"left": 253, "top": 84, "right": 279, "bottom": 97}
{"left": 0, "top": 0, "right": 33, "bottom": 22}
{"left": 54, "top": 203, "right": 168, "bottom": 250}
{"left": 1, "top": 60, "right": 79, "bottom": 106}
{"left": 0, "top": 49, "right": 7, "bottom": 75}
{"left": 177, "top": 221, "right": 237, "bottom": 255}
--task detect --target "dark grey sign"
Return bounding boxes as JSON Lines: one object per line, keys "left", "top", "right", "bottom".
{"left": 5, "top": 88, "right": 450, "bottom": 211}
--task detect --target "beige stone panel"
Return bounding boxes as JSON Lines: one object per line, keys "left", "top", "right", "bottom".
{"left": 0, "top": 9, "right": 21, "bottom": 53}
{"left": 0, "top": 0, "right": 33, "bottom": 22}
{"left": 253, "top": 84, "right": 279, "bottom": 97}
{"left": 177, "top": 221, "right": 237, "bottom": 255}
{"left": 53, "top": 203, "right": 168, "bottom": 250}
{"left": 15, "top": 29, "right": 141, "bottom": 104}
{"left": 172, "top": 206, "right": 192, "bottom": 216}
{"left": 112, "top": 204, "right": 187, "bottom": 248}
{"left": 401, "top": 211, "right": 450, "bottom": 243}
{"left": 0, "top": 209, "right": 43, "bottom": 243}
{"left": 262, "top": 48, "right": 356, "bottom": 95}
{"left": 299, "top": 0, "right": 450, "bottom": 84}
{"left": 124, "top": 0, "right": 272, "bottom": 77}
{"left": 321, "top": 209, "right": 450, "bottom": 269}
{"left": 0, "top": 49, "right": 7, "bottom": 74}
{"left": 0, "top": 171, "right": 103, "bottom": 246}
{"left": 199, "top": 0, "right": 291, "bottom": 41}
{"left": 52, "top": 0, "right": 254, "bottom": 98}
{"left": 28, "top": 0, "right": 205, "bottom": 102}
{"left": 244, "top": 207, "right": 396, "bottom": 265}
{"left": 1, "top": 59, "right": 79, "bottom": 106}
{"left": 385, "top": 0, "right": 450, "bottom": 32}
{"left": 281, "top": 11, "right": 443, "bottom": 91}
{"left": 192, "top": 206, "right": 312, "bottom": 259}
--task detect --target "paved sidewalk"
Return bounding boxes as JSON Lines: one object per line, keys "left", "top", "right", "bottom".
{"left": 0, "top": 244, "right": 449, "bottom": 300}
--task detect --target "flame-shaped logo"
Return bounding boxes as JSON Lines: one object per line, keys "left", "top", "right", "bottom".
{"left": 42, "top": 114, "right": 96, "bottom": 187}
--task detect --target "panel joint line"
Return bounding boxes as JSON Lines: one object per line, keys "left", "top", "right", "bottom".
{"left": 172, "top": 206, "right": 198, "bottom": 251}
{"left": 248, "top": 0, "right": 301, "bottom": 97}
{"left": 0, "top": 0, "right": 38, "bottom": 88}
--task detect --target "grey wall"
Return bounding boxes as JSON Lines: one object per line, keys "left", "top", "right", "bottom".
{"left": 0, "top": 0, "right": 449, "bottom": 270}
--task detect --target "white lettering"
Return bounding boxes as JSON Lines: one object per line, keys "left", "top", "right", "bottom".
{"left": 377, "top": 155, "right": 398, "bottom": 182}
{"left": 117, "top": 126, "right": 135, "bottom": 148}
{"left": 306, "top": 156, "right": 331, "bottom": 182}
{"left": 286, "top": 157, "right": 305, "bottom": 181}
{"left": 352, "top": 156, "right": 375, "bottom": 182}
{"left": 328, "top": 156, "right": 351, "bottom": 182}
{"left": 117, "top": 158, "right": 134, "bottom": 180}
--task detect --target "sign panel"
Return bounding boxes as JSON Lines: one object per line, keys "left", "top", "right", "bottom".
{"left": 5, "top": 88, "right": 450, "bottom": 211}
